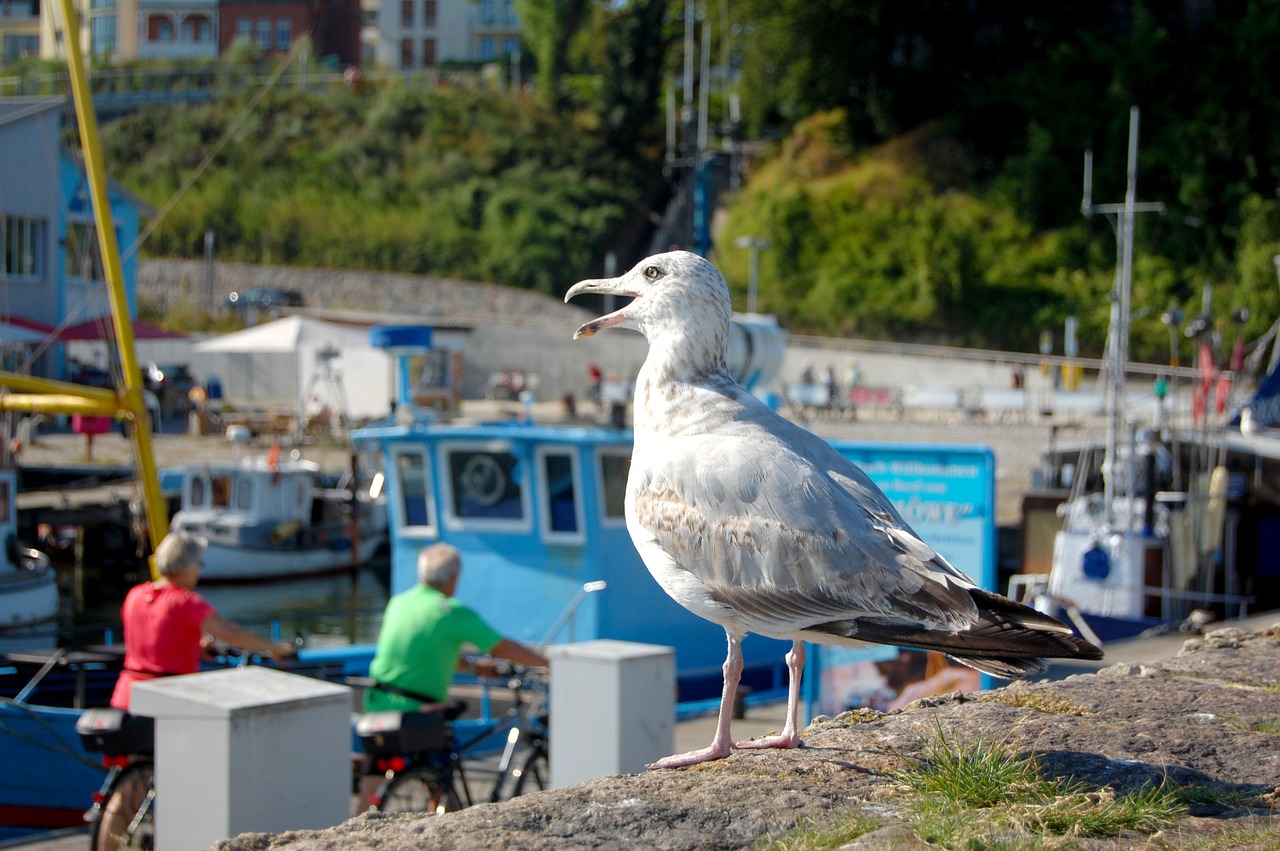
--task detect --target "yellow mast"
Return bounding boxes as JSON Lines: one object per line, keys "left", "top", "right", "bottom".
{"left": 0, "top": 0, "right": 168, "bottom": 577}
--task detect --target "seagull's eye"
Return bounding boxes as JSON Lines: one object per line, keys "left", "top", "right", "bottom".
{"left": 643, "top": 266, "right": 661, "bottom": 281}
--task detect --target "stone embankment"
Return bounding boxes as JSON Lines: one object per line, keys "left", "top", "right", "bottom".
{"left": 214, "top": 626, "right": 1280, "bottom": 850}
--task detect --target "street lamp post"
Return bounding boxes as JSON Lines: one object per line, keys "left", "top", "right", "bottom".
{"left": 734, "top": 236, "right": 769, "bottom": 313}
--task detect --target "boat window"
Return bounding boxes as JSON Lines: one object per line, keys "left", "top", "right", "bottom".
{"left": 0, "top": 479, "right": 9, "bottom": 519}
{"left": 536, "top": 447, "right": 584, "bottom": 543}
{"left": 236, "top": 477, "right": 253, "bottom": 510}
{"left": 211, "top": 475, "right": 233, "bottom": 508}
{"left": 191, "top": 476, "right": 206, "bottom": 507}
{"left": 443, "top": 444, "right": 527, "bottom": 527}
{"left": 597, "top": 450, "right": 630, "bottom": 525}
{"left": 392, "top": 446, "right": 436, "bottom": 533}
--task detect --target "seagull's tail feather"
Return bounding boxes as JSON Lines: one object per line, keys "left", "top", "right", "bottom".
{"left": 809, "top": 588, "right": 1104, "bottom": 681}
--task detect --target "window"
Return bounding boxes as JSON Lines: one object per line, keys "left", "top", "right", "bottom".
{"left": 538, "top": 447, "right": 584, "bottom": 543}
{"left": 276, "top": 19, "right": 291, "bottom": 51}
{"left": 65, "top": 221, "right": 104, "bottom": 282}
{"left": 503, "top": 37, "right": 518, "bottom": 56}
{"left": 479, "top": 0, "right": 494, "bottom": 24}
{"left": 400, "top": 38, "right": 413, "bottom": 67}
{"left": 597, "top": 451, "right": 630, "bottom": 524}
{"left": 2, "top": 215, "right": 47, "bottom": 280}
{"left": 210, "top": 475, "right": 232, "bottom": 508}
{"left": 479, "top": 36, "right": 494, "bottom": 60}
{"left": 193, "top": 16, "right": 211, "bottom": 41}
{"left": 443, "top": 443, "right": 527, "bottom": 528}
{"left": 423, "top": 0, "right": 436, "bottom": 27}
{"left": 236, "top": 17, "right": 251, "bottom": 40}
{"left": 3, "top": 34, "right": 41, "bottom": 65}
{"left": 148, "top": 15, "right": 171, "bottom": 40}
{"left": 89, "top": 12, "right": 116, "bottom": 57}
{"left": 422, "top": 38, "right": 435, "bottom": 66}
{"left": 400, "top": 0, "right": 413, "bottom": 28}
{"left": 392, "top": 446, "right": 435, "bottom": 532}
{"left": 236, "top": 477, "right": 253, "bottom": 510}
{"left": 0, "top": 479, "right": 11, "bottom": 521}
{"left": 190, "top": 476, "right": 206, "bottom": 507}
{"left": 256, "top": 19, "right": 271, "bottom": 50}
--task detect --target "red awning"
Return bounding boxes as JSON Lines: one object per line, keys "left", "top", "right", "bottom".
{"left": 53, "top": 317, "right": 183, "bottom": 341}
{"left": 2, "top": 315, "right": 56, "bottom": 334}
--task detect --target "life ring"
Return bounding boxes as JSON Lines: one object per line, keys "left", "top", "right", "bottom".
{"left": 459, "top": 454, "right": 506, "bottom": 506}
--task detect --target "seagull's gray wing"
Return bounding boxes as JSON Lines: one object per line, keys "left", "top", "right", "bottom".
{"left": 629, "top": 411, "right": 982, "bottom": 640}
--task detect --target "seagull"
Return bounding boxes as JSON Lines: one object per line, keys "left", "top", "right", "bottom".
{"left": 565, "top": 250, "right": 1103, "bottom": 769}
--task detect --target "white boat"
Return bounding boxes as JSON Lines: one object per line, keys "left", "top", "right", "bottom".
{"left": 167, "top": 446, "right": 387, "bottom": 583}
{"left": 0, "top": 466, "right": 58, "bottom": 644}
{"left": 1010, "top": 109, "right": 1279, "bottom": 642}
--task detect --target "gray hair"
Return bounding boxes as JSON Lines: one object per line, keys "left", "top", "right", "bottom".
{"left": 155, "top": 530, "right": 208, "bottom": 578}
{"left": 418, "top": 543, "right": 461, "bottom": 590}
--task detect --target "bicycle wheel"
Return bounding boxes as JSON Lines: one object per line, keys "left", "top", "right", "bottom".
{"left": 376, "top": 767, "right": 464, "bottom": 815}
{"left": 90, "top": 762, "right": 155, "bottom": 851}
{"left": 511, "top": 747, "right": 548, "bottom": 797}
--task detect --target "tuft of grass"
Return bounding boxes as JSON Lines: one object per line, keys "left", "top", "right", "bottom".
{"left": 894, "top": 732, "right": 1058, "bottom": 810}
{"left": 1228, "top": 716, "right": 1280, "bottom": 734}
{"left": 1173, "top": 782, "right": 1261, "bottom": 809}
{"left": 750, "top": 813, "right": 880, "bottom": 851}
{"left": 1033, "top": 783, "right": 1183, "bottom": 837}
{"left": 891, "top": 728, "right": 1186, "bottom": 846}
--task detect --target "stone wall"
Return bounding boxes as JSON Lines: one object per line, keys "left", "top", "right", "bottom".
{"left": 213, "top": 626, "right": 1280, "bottom": 850}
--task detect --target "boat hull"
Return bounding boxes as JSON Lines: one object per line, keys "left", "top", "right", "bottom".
{"left": 197, "top": 535, "right": 385, "bottom": 583}
{"left": 0, "top": 702, "right": 103, "bottom": 841}
{"left": 0, "top": 566, "right": 59, "bottom": 635}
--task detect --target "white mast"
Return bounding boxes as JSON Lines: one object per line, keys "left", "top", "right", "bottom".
{"left": 1081, "top": 106, "right": 1164, "bottom": 527}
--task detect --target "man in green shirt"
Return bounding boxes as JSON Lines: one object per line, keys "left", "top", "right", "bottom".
{"left": 360, "top": 543, "right": 548, "bottom": 809}
{"left": 365, "top": 542, "right": 548, "bottom": 711}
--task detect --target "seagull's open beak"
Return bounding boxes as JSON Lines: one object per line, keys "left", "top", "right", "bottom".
{"left": 564, "top": 276, "right": 640, "bottom": 339}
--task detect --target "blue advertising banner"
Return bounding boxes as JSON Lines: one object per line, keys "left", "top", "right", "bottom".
{"left": 807, "top": 442, "right": 997, "bottom": 718}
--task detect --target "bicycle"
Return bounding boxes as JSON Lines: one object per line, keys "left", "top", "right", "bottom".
{"left": 77, "top": 708, "right": 155, "bottom": 851}
{"left": 76, "top": 636, "right": 303, "bottom": 851}
{"left": 358, "top": 580, "right": 604, "bottom": 814}
{"left": 358, "top": 663, "right": 549, "bottom": 814}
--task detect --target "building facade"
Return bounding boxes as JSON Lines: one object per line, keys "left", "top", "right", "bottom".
{"left": 366, "top": 0, "right": 519, "bottom": 70}
{"left": 0, "top": 96, "right": 145, "bottom": 379}
{"left": 0, "top": 0, "right": 40, "bottom": 65}
{"left": 31, "top": 0, "right": 359, "bottom": 67}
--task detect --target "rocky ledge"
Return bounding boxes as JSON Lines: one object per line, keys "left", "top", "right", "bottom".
{"left": 216, "top": 627, "right": 1280, "bottom": 850}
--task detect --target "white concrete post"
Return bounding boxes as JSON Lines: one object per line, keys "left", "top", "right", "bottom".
{"left": 131, "top": 667, "right": 351, "bottom": 851}
{"left": 547, "top": 640, "right": 675, "bottom": 787}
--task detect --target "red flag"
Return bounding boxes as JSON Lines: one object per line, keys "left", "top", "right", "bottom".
{"left": 1193, "top": 340, "right": 1215, "bottom": 422}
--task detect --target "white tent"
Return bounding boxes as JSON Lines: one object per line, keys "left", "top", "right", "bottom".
{"left": 192, "top": 317, "right": 393, "bottom": 419}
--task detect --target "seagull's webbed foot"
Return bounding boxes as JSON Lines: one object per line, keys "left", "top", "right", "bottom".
{"left": 733, "top": 729, "right": 801, "bottom": 751}
{"left": 646, "top": 742, "right": 733, "bottom": 770}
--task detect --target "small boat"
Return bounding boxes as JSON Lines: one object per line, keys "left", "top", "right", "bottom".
{"left": 0, "top": 465, "right": 59, "bottom": 650}
{"left": 166, "top": 442, "right": 387, "bottom": 583}
{"left": 1009, "top": 110, "right": 1280, "bottom": 643}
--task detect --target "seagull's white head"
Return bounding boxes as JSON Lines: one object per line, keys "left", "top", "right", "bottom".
{"left": 564, "top": 251, "right": 732, "bottom": 373}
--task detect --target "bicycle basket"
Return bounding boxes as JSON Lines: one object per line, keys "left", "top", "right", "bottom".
{"left": 357, "top": 710, "right": 452, "bottom": 755}
{"left": 76, "top": 708, "right": 155, "bottom": 755}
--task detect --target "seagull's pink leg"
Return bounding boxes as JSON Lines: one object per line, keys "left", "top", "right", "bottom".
{"left": 647, "top": 631, "right": 743, "bottom": 769}
{"left": 735, "top": 640, "right": 804, "bottom": 751}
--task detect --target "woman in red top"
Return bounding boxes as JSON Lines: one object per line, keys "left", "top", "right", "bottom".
{"left": 110, "top": 531, "right": 298, "bottom": 710}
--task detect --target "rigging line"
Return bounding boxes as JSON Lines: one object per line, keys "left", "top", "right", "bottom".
{"left": 123, "top": 34, "right": 312, "bottom": 263}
